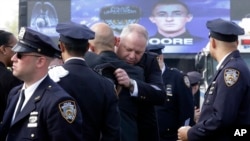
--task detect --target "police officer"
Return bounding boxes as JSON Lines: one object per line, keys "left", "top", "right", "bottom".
{"left": 147, "top": 45, "right": 194, "bottom": 141}
{"left": 50, "top": 22, "right": 120, "bottom": 141}
{"left": 178, "top": 18, "right": 250, "bottom": 141}
{"left": 0, "top": 27, "right": 84, "bottom": 141}
{"left": 187, "top": 71, "right": 203, "bottom": 108}
{"left": 187, "top": 71, "right": 203, "bottom": 123}
{"left": 0, "top": 30, "right": 22, "bottom": 121}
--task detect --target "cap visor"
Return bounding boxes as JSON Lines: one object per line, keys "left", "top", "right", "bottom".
{"left": 12, "top": 43, "right": 35, "bottom": 53}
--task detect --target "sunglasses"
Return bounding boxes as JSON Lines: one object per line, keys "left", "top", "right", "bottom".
{"left": 16, "top": 53, "right": 42, "bottom": 59}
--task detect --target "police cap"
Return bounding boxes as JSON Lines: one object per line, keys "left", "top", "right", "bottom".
{"left": 187, "top": 71, "right": 202, "bottom": 86}
{"left": 56, "top": 22, "right": 95, "bottom": 44}
{"left": 12, "top": 27, "right": 60, "bottom": 58}
{"left": 206, "top": 18, "right": 244, "bottom": 42}
{"left": 146, "top": 44, "right": 165, "bottom": 55}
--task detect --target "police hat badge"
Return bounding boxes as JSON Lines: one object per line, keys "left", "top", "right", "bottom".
{"left": 99, "top": 5, "right": 141, "bottom": 35}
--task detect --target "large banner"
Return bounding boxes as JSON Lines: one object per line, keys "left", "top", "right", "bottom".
{"left": 28, "top": 0, "right": 231, "bottom": 53}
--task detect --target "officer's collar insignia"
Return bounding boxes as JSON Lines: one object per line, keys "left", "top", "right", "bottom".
{"left": 184, "top": 76, "right": 191, "bottom": 88}
{"left": 34, "top": 96, "right": 41, "bottom": 101}
{"left": 18, "top": 27, "right": 26, "bottom": 40}
{"left": 59, "top": 100, "right": 77, "bottom": 123}
{"left": 224, "top": 68, "right": 239, "bottom": 87}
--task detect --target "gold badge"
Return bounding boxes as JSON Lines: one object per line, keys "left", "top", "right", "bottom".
{"left": 59, "top": 100, "right": 77, "bottom": 123}
{"left": 224, "top": 69, "right": 239, "bottom": 87}
{"left": 184, "top": 76, "right": 191, "bottom": 88}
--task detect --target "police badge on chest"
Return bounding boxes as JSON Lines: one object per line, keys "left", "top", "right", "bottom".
{"left": 27, "top": 111, "right": 38, "bottom": 128}
{"left": 166, "top": 84, "right": 173, "bottom": 102}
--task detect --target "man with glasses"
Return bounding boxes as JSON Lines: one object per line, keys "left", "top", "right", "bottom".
{"left": 0, "top": 27, "right": 84, "bottom": 141}
{"left": 148, "top": 0, "right": 203, "bottom": 47}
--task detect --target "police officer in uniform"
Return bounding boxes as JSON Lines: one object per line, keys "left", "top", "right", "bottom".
{"left": 0, "top": 30, "right": 22, "bottom": 121}
{"left": 0, "top": 27, "right": 83, "bottom": 141}
{"left": 147, "top": 45, "right": 194, "bottom": 141}
{"left": 50, "top": 22, "right": 120, "bottom": 141}
{"left": 187, "top": 71, "right": 203, "bottom": 123}
{"left": 178, "top": 18, "right": 250, "bottom": 141}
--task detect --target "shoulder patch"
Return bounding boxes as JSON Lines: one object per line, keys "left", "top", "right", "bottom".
{"left": 184, "top": 76, "right": 191, "bottom": 88}
{"left": 224, "top": 68, "right": 239, "bottom": 87}
{"left": 59, "top": 100, "right": 77, "bottom": 123}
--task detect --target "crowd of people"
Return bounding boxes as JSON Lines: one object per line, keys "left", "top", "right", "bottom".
{"left": 0, "top": 9, "right": 250, "bottom": 141}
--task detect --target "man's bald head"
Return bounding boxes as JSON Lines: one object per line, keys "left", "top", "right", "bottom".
{"left": 89, "top": 23, "right": 116, "bottom": 54}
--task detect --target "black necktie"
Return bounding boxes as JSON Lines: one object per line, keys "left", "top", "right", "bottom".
{"left": 15, "top": 90, "right": 25, "bottom": 118}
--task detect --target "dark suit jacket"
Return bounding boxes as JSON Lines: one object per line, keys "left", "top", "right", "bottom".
{"left": 0, "top": 62, "right": 22, "bottom": 121}
{"left": 58, "top": 59, "right": 120, "bottom": 141}
{"left": 0, "top": 76, "right": 83, "bottom": 141}
{"left": 189, "top": 50, "right": 250, "bottom": 141}
{"left": 85, "top": 51, "right": 144, "bottom": 141}
{"left": 86, "top": 51, "right": 166, "bottom": 141}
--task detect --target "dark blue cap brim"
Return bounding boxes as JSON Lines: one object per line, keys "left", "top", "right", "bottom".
{"left": 210, "top": 31, "right": 238, "bottom": 42}
{"left": 12, "top": 42, "right": 36, "bottom": 53}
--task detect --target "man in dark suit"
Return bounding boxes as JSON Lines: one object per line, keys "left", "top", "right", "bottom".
{"left": 0, "top": 30, "right": 22, "bottom": 121}
{"left": 147, "top": 45, "right": 194, "bottom": 141}
{"left": 51, "top": 22, "right": 120, "bottom": 141}
{"left": 85, "top": 22, "right": 146, "bottom": 141}
{"left": 0, "top": 27, "right": 83, "bottom": 141}
{"left": 115, "top": 23, "right": 166, "bottom": 141}
{"left": 178, "top": 19, "right": 250, "bottom": 141}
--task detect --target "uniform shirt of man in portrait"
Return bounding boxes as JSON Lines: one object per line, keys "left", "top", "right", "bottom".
{"left": 148, "top": 0, "right": 204, "bottom": 49}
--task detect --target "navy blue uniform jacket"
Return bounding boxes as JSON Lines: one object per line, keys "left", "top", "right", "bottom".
{"left": 0, "top": 76, "right": 83, "bottom": 141}
{"left": 188, "top": 50, "right": 250, "bottom": 141}
{"left": 58, "top": 59, "right": 120, "bottom": 141}
{"left": 136, "top": 53, "right": 166, "bottom": 141}
{"left": 156, "top": 66, "right": 194, "bottom": 141}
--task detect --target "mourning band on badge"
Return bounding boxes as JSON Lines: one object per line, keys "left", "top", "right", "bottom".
{"left": 224, "top": 68, "right": 239, "bottom": 87}
{"left": 59, "top": 100, "right": 77, "bottom": 123}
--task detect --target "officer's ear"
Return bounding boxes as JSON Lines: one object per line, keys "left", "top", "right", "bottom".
{"left": 210, "top": 38, "right": 216, "bottom": 49}
{"left": 58, "top": 42, "right": 65, "bottom": 52}
{"left": 114, "top": 36, "right": 120, "bottom": 47}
